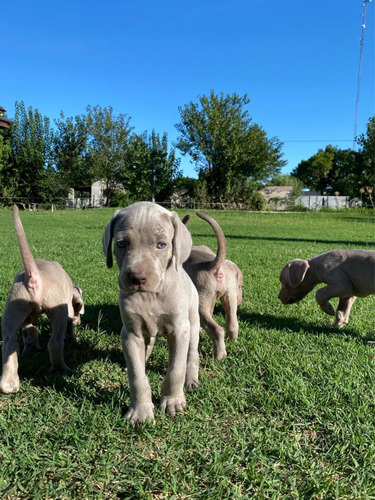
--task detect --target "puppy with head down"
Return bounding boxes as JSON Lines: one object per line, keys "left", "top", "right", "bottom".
{"left": 103, "top": 202, "right": 200, "bottom": 424}
{"left": 278, "top": 249, "right": 375, "bottom": 327}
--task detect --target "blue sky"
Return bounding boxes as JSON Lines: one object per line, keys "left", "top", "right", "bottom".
{"left": 2, "top": 0, "right": 374, "bottom": 178}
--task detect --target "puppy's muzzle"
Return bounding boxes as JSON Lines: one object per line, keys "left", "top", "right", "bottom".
{"left": 278, "top": 289, "right": 303, "bottom": 304}
{"left": 129, "top": 271, "right": 148, "bottom": 286}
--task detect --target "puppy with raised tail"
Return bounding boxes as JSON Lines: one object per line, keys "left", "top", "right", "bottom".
{"left": 0, "top": 206, "right": 84, "bottom": 394}
{"left": 102, "top": 202, "right": 200, "bottom": 425}
{"left": 278, "top": 249, "right": 375, "bottom": 327}
{"left": 182, "top": 212, "right": 243, "bottom": 360}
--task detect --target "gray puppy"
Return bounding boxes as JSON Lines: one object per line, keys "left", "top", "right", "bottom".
{"left": 0, "top": 206, "right": 84, "bottom": 394}
{"left": 182, "top": 212, "right": 243, "bottom": 360}
{"left": 278, "top": 249, "right": 375, "bottom": 327}
{"left": 102, "top": 202, "right": 200, "bottom": 425}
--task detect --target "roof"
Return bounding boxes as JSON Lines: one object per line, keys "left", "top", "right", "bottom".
{"left": 260, "top": 186, "right": 293, "bottom": 200}
{"left": 0, "top": 117, "right": 12, "bottom": 128}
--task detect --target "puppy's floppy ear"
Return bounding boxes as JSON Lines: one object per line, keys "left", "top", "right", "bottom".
{"left": 287, "top": 259, "right": 310, "bottom": 287}
{"left": 72, "top": 285, "right": 84, "bottom": 316}
{"left": 102, "top": 210, "right": 120, "bottom": 269}
{"left": 171, "top": 211, "right": 192, "bottom": 269}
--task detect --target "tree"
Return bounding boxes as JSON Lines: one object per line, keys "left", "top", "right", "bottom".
{"left": 291, "top": 146, "right": 335, "bottom": 195}
{"left": 11, "top": 101, "right": 57, "bottom": 202}
{"left": 356, "top": 115, "right": 375, "bottom": 191}
{"left": 54, "top": 113, "right": 90, "bottom": 190}
{"left": 291, "top": 115, "right": 375, "bottom": 199}
{"left": 125, "top": 131, "right": 181, "bottom": 201}
{"left": 85, "top": 105, "right": 133, "bottom": 206}
{"left": 175, "top": 91, "right": 285, "bottom": 201}
{"left": 0, "top": 127, "right": 14, "bottom": 197}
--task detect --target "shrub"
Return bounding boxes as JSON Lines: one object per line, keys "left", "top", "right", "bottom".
{"left": 288, "top": 203, "right": 309, "bottom": 212}
{"left": 248, "top": 191, "right": 268, "bottom": 211}
{"left": 110, "top": 190, "right": 135, "bottom": 208}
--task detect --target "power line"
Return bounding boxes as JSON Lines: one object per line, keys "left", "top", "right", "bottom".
{"left": 353, "top": 0, "right": 372, "bottom": 149}
{"left": 283, "top": 140, "right": 352, "bottom": 143}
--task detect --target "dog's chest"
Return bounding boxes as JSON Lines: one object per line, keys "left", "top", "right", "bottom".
{"left": 120, "top": 292, "right": 172, "bottom": 337}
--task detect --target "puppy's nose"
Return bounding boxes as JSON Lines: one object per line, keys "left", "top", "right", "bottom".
{"left": 129, "top": 271, "right": 147, "bottom": 285}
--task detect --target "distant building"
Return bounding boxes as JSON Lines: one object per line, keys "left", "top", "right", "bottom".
{"left": 68, "top": 179, "right": 107, "bottom": 208}
{"left": 260, "top": 186, "right": 349, "bottom": 210}
{"left": 297, "top": 193, "right": 349, "bottom": 210}
{"left": 259, "top": 186, "right": 293, "bottom": 210}
{"left": 68, "top": 179, "right": 126, "bottom": 208}
{"left": 0, "top": 106, "right": 12, "bottom": 128}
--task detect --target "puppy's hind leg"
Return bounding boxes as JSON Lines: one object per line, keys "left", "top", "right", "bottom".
{"left": 220, "top": 292, "right": 239, "bottom": 342}
{"left": 23, "top": 322, "right": 41, "bottom": 355}
{"left": 0, "top": 302, "right": 32, "bottom": 393}
{"left": 145, "top": 337, "right": 156, "bottom": 363}
{"left": 335, "top": 296, "right": 357, "bottom": 329}
{"left": 47, "top": 306, "right": 70, "bottom": 372}
{"left": 200, "top": 306, "right": 227, "bottom": 360}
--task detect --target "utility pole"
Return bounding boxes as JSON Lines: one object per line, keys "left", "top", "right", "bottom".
{"left": 353, "top": 0, "right": 372, "bottom": 150}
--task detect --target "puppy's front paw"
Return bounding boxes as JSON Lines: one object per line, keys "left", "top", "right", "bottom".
{"left": 126, "top": 403, "right": 155, "bottom": 425}
{"left": 159, "top": 394, "right": 186, "bottom": 417}
{"left": 0, "top": 376, "right": 20, "bottom": 394}
{"left": 320, "top": 302, "right": 335, "bottom": 317}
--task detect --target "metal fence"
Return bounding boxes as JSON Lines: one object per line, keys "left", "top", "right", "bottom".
{"left": 0, "top": 195, "right": 369, "bottom": 212}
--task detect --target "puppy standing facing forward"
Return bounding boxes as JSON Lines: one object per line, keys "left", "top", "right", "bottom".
{"left": 278, "top": 249, "right": 375, "bottom": 327}
{"left": 102, "top": 202, "right": 200, "bottom": 424}
{"left": 182, "top": 212, "right": 243, "bottom": 360}
{"left": 0, "top": 206, "right": 84, "bottom": 394}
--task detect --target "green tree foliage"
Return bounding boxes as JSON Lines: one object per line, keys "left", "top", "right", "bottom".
{"left": 125, "top": 131, "right": 181, "bottom": 201}
{"left": 292, "top": 117, "right": 375, "bottom": 198}
{"left": 0, "top": 128, "right": 14, "bottom": 197}
{"left": 9, "top": 101, "right": 58, "bottom": 202}
{"left": 54, "top": 113, "right": 90, "bottom": 190}
{"left": 356, "top": 115, "right": 375, "bottom": 190}
{"left": 85, "top": 105, "right": 133, "bottom": 205}
{"left": 291, "top": 147, "right": 335, "bottom": 195}
{"left": 175, "top": 91, "right": 285, "bottom": 201}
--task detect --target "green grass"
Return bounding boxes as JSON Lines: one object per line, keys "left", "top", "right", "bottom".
{"left": 0, "top": 207, "right": 374, "bottom": 499}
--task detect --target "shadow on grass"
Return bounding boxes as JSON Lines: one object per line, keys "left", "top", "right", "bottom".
{"left": 81, "top": 304, "right": 123, "bottom": 336}
{"left": 237, "top": 309, "right": 374, "bottom": 342}
{"left": 191, "top": 233, "right": 374, "bottom": 247}
{"left": 10, "top": 301, "right": 199, "bottom": 408}
{"left": 335, "top": 215, "right": 375, "bottom": 223}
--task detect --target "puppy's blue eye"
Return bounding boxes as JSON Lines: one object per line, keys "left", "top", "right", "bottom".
{"left": 157, "top": 242, "right": 166, "bottom": 249}
{"left": 116, "top": 240, "right": 127, "bottom": 248}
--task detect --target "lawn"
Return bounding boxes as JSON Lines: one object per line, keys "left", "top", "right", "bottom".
{"left": 0, "top": 207, "right": 374, "bottom": 499}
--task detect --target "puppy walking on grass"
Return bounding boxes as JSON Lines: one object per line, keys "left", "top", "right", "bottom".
{"left": 0, "top": 206, "right": 84, "bottom": 394}
{"left": 103, "top": 202, "right": 200, "bottom": 424}
{"left": 278, "top": 249, "right": 375, "bottom": 328}
{"left": 182, "top": 212, "right": 243, "bottom": 360}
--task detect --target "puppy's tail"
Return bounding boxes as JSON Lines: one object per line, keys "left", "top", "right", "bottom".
{"left": 12, "top": 205, "right": 41, "bottom": 296}
{"left": 196, "top": 212, "right": 226, "bottom": 272}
